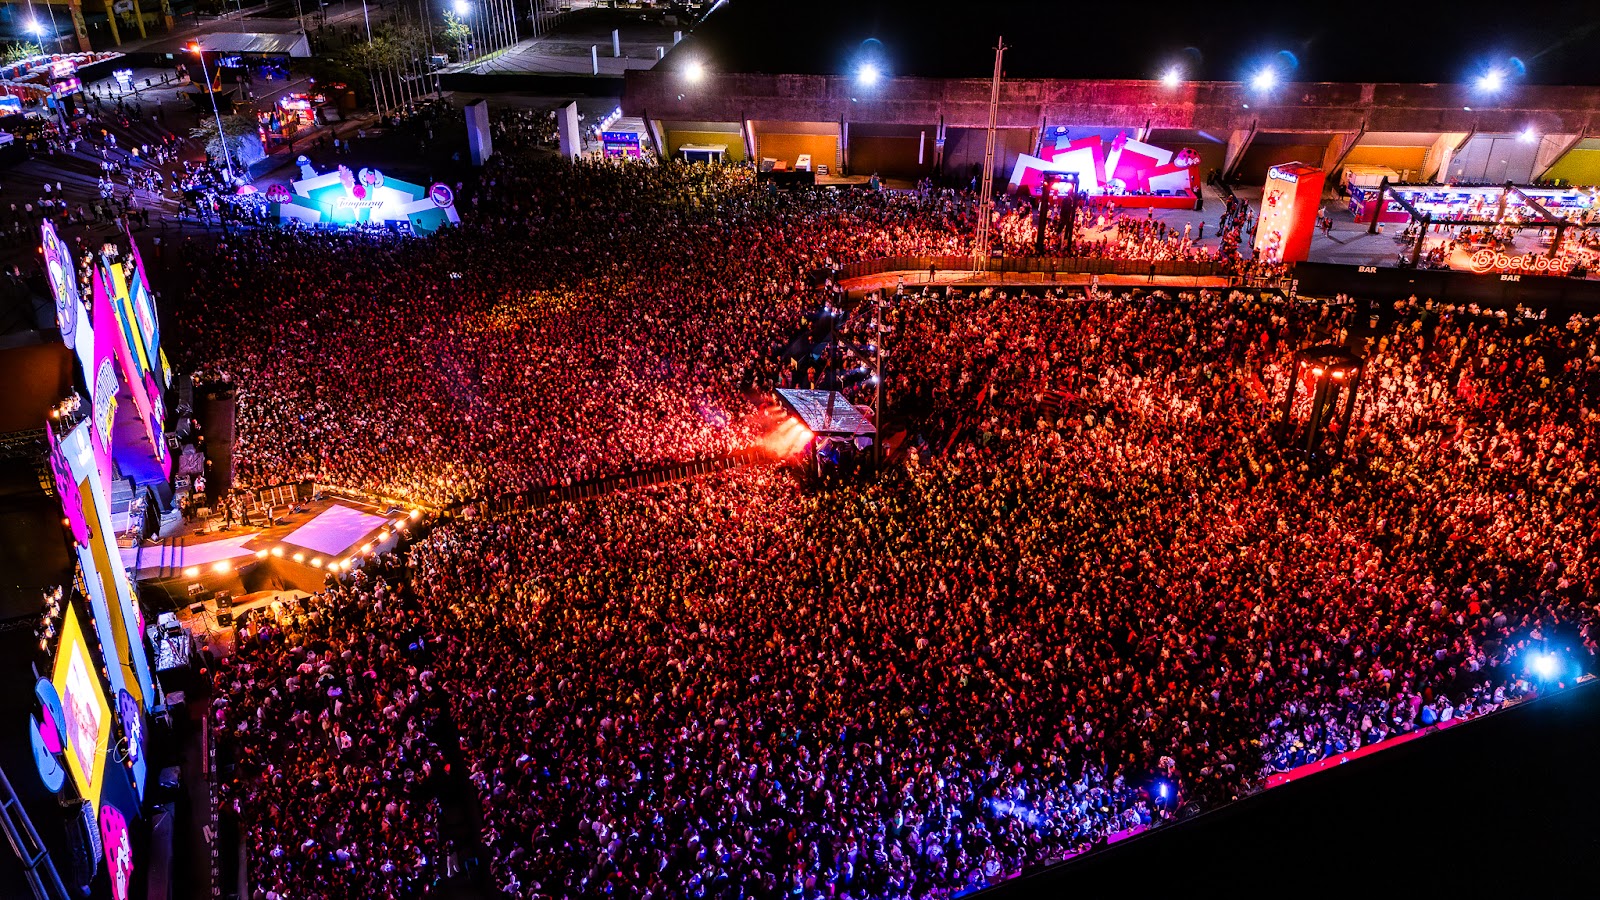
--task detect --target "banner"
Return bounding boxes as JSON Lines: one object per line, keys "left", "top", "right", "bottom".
{"left": 53, "top": 602, "right": 112, "bottom": 816}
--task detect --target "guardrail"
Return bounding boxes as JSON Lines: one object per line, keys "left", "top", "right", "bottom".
{"left": 817, "top": 255, "right": 1226, "bottom": 283}
{"left": 480, "top": 449, "right": 765, "bottom": 517}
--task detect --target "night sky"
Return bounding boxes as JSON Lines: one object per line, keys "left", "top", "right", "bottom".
{"left": 682, "top": 0, "right": 1600, "bottom": 84}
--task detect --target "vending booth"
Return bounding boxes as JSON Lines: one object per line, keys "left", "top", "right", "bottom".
{"left": 601, "top": 129, "right": 644, "bottom": 159}
{"left": 1349, "top": 182, "right": 1597, "bottom": 225}
{"left": 1255, "top": 162, "right": 1325, "bottom": 264}
{"left": 256, "top": 92, "right": 323, "bottom": 148}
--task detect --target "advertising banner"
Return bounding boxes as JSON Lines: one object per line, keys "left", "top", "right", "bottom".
{"left": 89, "top": 268, "right": 122, "bottom": 498}
{"left": 102, "top": 255, "right": 170, "bottom": 479}
{"left": 52, "top": 602, "right": 112, "bottom": 816}
{"left": 60, "top": 418, "right": 156, "bottom": 790}
{"left": 42, "top": 222, "right": 98, "bottom": 398}
{"left": 1255, "top": 163, "right": 1326, "bottom": 264}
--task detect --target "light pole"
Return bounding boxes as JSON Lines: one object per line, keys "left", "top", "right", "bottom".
{"left": 454, "top": 0, "right": 477, "bottom": 63}
{"left": 188, "top": 42, "right": 237, "bottom": 184}
{"left": 29, "top": 14, "right": 64, "bottom": 55}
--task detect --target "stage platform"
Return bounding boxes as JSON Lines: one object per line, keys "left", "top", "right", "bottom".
{"left": 775, "top": 388, "right": 877, "bottom": 438}
{"left": 123, "top": 495, "right": 418, "bottom": 603}
{"left": 1084, "top": 192, "right": 1199, "bottom": 210}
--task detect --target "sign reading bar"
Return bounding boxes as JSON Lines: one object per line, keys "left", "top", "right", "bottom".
{"left": 1468, "top": 249, "right": 1577, "bottom": 277}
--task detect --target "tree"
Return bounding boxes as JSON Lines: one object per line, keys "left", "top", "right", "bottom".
{"left": 3, "top": 41, "right": 42, "bottom": 64}
{"left": 441, "top": 13, "right": 471, "bottom": 62}
{"left": 190, "top": 115, "right": 266, "bottom": 173}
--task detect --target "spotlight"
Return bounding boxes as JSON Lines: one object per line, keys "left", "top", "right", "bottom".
{"left": 255, "top": 549, "right": 269, "bottom": 559}
{"left": 452, "top": 0, "right": 470, "bottom": 14}
{"left": 1519, "top": 127, "right": 1537, "bottom": 143}
{"left": 1161, "top": 67, "right": 1182, "bottom": 88}
{"left": 292, "top": 552, "right": 305, "bottom": 563}
{"left": 212, "top": 561, "right": 231, "bottom": 574}
{"left": 857, "top": 62, "right": 881, "bottom": 87}
{"left": 684, "top": 60, "right": 705, "bottom": 83}
{"left": 26, "top": 19, "right": 46, "bottom": 37}
{"left": 270, "top": 546, "right": 285, "bottom": 557}
{"left": 1530, "top": 652, "right": 1559, "bottom": 680}
{"left": 183, "top": 566, "right": 200, "bottom": 579}
{"left": 1251, "top": 67, "right": 1277, "bottom": 91}
{"left": 1476, "top": 69, "right": 1503, "bottom": 92}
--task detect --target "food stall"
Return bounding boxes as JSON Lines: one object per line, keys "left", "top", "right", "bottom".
{"left": 1349, "top": 182, "right": 1598, "bottom": 225}
{"left": 256, "top": 92, "right": 324, "bottom": 148}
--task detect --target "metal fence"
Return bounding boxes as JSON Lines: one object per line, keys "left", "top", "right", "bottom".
{"left": 821, "top": 255, "right": 1226, "bottom": 282}
{"left": 480, "top": 449, "right": 766, "bottom": 517}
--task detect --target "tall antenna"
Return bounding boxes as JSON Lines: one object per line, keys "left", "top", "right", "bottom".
{"left": 972, "top": 37, "right": 1006, "bottom": 271}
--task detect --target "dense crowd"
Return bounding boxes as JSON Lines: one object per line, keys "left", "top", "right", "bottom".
{"left": 196, "top": 151, "right": 1599, "bottom": 900}
{"left": 176, "top": 160, "right": 970, "bottom": 504}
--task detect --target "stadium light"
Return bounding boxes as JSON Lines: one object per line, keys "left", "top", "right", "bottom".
{"left": 1161, "top": 67, "right": 1182, "bottom": 88}
{"left": 1476, "top": 68, "right": 1504, "bottom": 92}
{"left": 684, "top": 59, "right": 705, "bottom": 83}
{"left": 857, "top": 62, "right": 881, "bottom": 87}
{"left": 1251, "top": 67, "right": 1277, "bottom": 91}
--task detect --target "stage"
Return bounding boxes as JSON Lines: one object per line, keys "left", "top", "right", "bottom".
{"left": 123, "top": 495, "right": 421, "bottom": 605}
{"left": 1084, "top": 193, "right": 1199, "bottom": 210}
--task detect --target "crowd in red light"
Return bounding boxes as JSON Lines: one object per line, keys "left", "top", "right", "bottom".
{"left": 190, "top": 149, "right": 1600, "bottom": 900}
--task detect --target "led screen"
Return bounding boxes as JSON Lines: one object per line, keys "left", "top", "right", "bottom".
{"left": 52, "top": 602, "right": 112, "bottom": 815}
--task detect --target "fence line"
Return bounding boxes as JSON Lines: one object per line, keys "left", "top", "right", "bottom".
{"left": 480, "top": 448, "right": 767, "bottom": 517}
{"left": 817, "top": 255, "right": 1226, "bottom": 283}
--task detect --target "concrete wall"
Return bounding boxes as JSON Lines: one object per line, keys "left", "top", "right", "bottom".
{"left": 624, "top": 71, "right": 1600, "bottom": 138}
{"left": 848, "top": 123, "right": 934, "bottom": 178}
{"left": 943, "top": 127, "right": 1035, "bottom": 184}
{"left": 664, "top": 127, "right": 746, "bottom": 161}
{"left": 757, "top": 132, "right": 839, "bottom": 172}
{"left": 1342, "top": 145, "right": 1430, "bottom": 180}
{"left": 1449, "top": 135, "right": 1539, "bottom": 184}
{"left": 1235, "top": 140, "right": 1329, "bottom": 185}
{"left": 1541, "top": 140, "right": 1600, "bottom": 186}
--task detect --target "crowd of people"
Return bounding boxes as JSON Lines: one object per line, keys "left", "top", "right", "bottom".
{"left": 189, "top": 144, "right": 1600, "bottom": 900}
{"left": 175, "top": 158, "right": 972, "bottom": 505}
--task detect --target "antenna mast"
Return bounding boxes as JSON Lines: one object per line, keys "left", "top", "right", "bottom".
{"left": 972, "top": 37, "right": 1006, "bottom": 271}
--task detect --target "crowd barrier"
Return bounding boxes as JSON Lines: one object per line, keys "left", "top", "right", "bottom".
{"left": 482, "top": 448, "right": 766, "bottom": 516}
{"left": 817, "top": 255, "right": 1226, "bottom": 284}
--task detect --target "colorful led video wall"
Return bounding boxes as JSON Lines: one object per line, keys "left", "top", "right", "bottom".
{"left": 52, "top": 602, "right": 112, "bottom": 816}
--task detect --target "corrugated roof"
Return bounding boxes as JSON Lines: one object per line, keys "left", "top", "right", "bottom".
{"left": 187, "top": 32, "right": 311, "bottom": 57}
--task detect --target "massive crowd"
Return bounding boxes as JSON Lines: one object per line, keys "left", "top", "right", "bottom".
{"left": 192, "top": 146, "right": 1599, "bottom": 900}
{"left": 175, "top": 159, "right": 969, "bottom": 505}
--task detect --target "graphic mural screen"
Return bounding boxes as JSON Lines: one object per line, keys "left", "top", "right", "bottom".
{"left": 52, "top": 602, "right": 112, "bottom": 815}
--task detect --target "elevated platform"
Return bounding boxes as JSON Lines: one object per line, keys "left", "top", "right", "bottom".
{"left": 775, "top": 388, "right": 876, "bottom": 438}
{"left": 123, "top": 496, "right": 417, "bottom": 603}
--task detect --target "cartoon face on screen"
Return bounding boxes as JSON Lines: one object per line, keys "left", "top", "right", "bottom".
{"left": 42, "top": 226, "right": 80, "bottom": 349}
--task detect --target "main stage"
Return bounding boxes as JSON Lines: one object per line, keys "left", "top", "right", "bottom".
{"left": 123, "top": 495, "right": 421, "bottom": 604}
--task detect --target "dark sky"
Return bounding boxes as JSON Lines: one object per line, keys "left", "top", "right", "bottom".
{"left": 683, "top": 0, "right": 1600, "bottom": 84}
